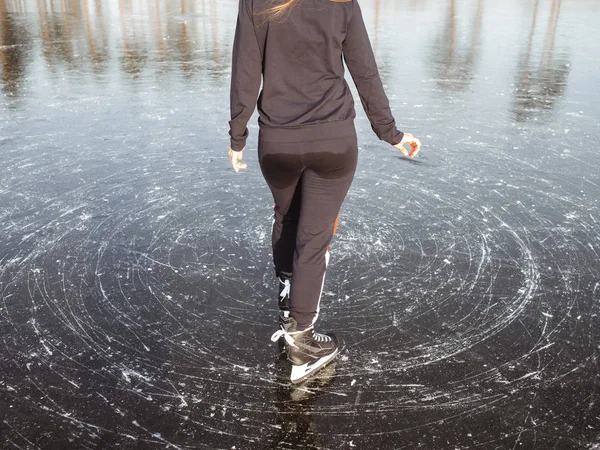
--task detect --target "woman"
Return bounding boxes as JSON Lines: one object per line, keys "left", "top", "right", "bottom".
{"left": 228, "top": 0, "right": 421, "bottom": 383}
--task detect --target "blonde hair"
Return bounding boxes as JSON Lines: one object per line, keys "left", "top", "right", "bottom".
{"left": 256, "top": 0, "right": 301, "bottom": 26}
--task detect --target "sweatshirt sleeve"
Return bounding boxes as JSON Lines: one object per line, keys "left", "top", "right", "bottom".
{"left": 228, "top": 0, "right": 262, "bottom": 151}
{"left": 342, "top": 0, "right": 404, "bottom": 146}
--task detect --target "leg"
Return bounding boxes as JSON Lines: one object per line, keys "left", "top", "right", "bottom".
{"left": 258, "top": 140, "right": 304, "bottom": 275}
{"left": 273, "top": 184, "right": 301, "bottom": 275}
{"left": 289, "top": 135, "right": 358, "bottom": 330}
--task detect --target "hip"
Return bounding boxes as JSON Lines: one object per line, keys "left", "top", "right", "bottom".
{"left": 258, "top": 117, "right": 357, "bottom": 145}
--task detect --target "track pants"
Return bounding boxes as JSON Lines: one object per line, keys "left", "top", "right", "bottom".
{"left": 258, "top": 133, "right": 358, "bottom": 330}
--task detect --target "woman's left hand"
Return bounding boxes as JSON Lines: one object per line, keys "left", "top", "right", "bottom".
{"left": 393, "top": 133, "right": 421, "bottom": 158}
{"left": 229, "top": 148, "right": 247, "bottom": 173}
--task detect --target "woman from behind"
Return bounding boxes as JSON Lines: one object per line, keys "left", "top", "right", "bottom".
{"left": 228, "top": 0, "right": 421, "bottom": 383}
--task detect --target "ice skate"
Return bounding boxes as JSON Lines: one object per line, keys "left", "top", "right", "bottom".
{"left": 274, "top": 350, "right": 338, "bottom": 402}
{"left": 271, "top": 317, "right": 340, "bottom": 384}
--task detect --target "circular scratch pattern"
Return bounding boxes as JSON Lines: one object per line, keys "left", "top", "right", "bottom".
{"left": 1, "top": 0, "right": 600, "bottom": 447}
{"left": 1, "top": 135, "right": 599, "bottom": 449}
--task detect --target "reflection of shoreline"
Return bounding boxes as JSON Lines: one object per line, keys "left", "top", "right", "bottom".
{"left": 119, "top": 0, "right": 148, "bottom": 77}
{"left": 1, "top": 0, "right": 30, "bottom": 98}
{"left": 0, "top": 0, "right": 232, "bottom": 90}
{"left": 512, "top": 0, "right": 570, "bottom": 122}
{"left": 0, "top": 0, "right": 579, "bottom": 111}
{"left": 428, "top": 0, "right": 483, "bottom": 93}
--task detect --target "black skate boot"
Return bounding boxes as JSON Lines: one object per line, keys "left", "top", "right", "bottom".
{"left": 277, "top": 271, "right": 292, "bottom": 333}
{"left": 271, "top": 317, "right": 340, "bottom": 384}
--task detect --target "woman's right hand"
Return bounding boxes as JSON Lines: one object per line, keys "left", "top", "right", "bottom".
{"left": 393, "top": 133, "right": 421, "bottom": 158}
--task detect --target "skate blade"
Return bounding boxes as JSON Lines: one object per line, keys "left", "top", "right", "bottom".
{"left": 289, "top": 361, "right": 338, "bottom": 402}
{"left": 290, "top": 348, "right": 340, "bottom": 384}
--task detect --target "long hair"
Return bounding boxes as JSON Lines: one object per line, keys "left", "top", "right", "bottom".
{"left": 256, "top": 0, "right": 301, "bottom": 26}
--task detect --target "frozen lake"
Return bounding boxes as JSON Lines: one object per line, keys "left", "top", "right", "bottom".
{"left": 1, "top": 0, "right": 600, "bottom": 448}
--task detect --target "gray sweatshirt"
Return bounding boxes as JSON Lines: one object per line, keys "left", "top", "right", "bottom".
{"left": 228, "top": 0, "right": 404, "bottom": 151}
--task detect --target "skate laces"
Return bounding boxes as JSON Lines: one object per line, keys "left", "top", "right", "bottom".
{"left": 278, "top": 277, "right": 291, "bottom": 302}
{"left": 270, "top": 327, "right": 332, "bottom": 347}
{"left": 271, "top": 329, "right": 297, "bottom": 347}
{"left": 313, "top": 333, "right": 332, "bottom": 343}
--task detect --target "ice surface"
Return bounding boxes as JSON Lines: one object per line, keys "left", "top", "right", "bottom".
{"left": 1, "top": 0, "right": 599, "bottom": 449}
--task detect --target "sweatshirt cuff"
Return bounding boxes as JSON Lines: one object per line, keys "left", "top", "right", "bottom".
{"left": 230, "top": 140, "right": 246, "bottom": 151}
{"left": 229, "top": 128, "right": 248, "bottom": 151}
{"left": 388, "top": 130, "right": 404, "bottom": 146}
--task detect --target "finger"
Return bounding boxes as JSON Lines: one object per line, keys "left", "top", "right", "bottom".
{"left": 410, "top": 139, "right": 422, "bottom": 157}
{"left": 399, "top": 146, "right": 409, "bottom": 157}
{"left": 230, "top": 149, "right": 241, "bottom": 171}
{"left": 409, "top": 144, "right": 419, "bottom": 158}
{"left": 235, "top": 154, "right": 246, "bottom": 170}
{"left": 408, "top": 143, "right": 416, "bottom": 157}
